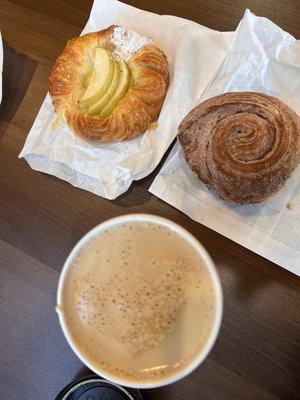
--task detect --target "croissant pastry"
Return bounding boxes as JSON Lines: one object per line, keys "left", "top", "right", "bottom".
{"left": 49, "top": 25, "right": 169, "bottom": 142}
{"left": 178, "top": 92, "right": 300, "bottom": 204}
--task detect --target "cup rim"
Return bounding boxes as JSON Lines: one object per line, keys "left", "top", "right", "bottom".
{"left": 56, "top": 213, "right": 223, "bottom": 389}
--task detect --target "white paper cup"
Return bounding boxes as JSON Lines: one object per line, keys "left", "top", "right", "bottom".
{"left": 56, "top": 214, "right": 223, "bottom": 389}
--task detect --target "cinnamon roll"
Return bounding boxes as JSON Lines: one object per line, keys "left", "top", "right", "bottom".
{"left": 178, "top": 92, "right": 300, "bottom": 204}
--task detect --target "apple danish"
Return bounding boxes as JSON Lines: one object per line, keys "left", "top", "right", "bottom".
{"left": 49, "top": 25, "right": 169, "bottom": 142}
{"left": 178, "top": 92, "right": 300, "bottom": 204}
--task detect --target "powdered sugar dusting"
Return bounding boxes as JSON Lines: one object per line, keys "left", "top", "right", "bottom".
{"left": 111, "top": 26, "right": 153, "bottom": 61}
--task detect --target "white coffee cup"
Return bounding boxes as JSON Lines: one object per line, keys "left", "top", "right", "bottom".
{"left": 57, "top": 214, "right": 223, "bottom": 388}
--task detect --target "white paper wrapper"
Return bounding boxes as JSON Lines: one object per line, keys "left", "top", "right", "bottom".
{"left": 0, "top": 31, "right": 3, "bottom": 104}
{"left": 150, "top": 10, "right": 300, "bottom": 276}
{"left": 19, "top": 0, "right": 234, "bottom": 200}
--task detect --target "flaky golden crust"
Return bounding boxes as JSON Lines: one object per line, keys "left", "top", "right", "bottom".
{"left": 49, "top": 26, "right": 169, "bottom": 142}
{"left": 178, "top": 92, "right": 300, "bottom": 204}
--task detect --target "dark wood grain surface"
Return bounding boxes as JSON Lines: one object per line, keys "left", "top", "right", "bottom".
{"left": 0, "top": 1, "right": 299, "bottom": 399}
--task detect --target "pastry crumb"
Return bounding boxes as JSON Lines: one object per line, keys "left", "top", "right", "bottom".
{"left": 55, "top": 305, "right": 63, "bottom": 314}
{"left": 51, "top": 118, "right": 60, "bottom": 132}
{"left": 286, "top": 202, "right": 294, "bottom": 210}
{"left": 148, "top": 122, "right": 158, "bottom": 131}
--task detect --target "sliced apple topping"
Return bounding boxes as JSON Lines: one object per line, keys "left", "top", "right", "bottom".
{"left": 82, "top": 72, "right": 92, "bottom": 89}
{"left": 99, "top": 60, "right": 130, "bottom": 118}
{"left": 79, "top": 47, "right": 131, "bottom": 118}
{"left": 87, "top": 60, "right": 120, "bottom": 116}
{"left": 79, "top": 48, "right": 114, "bottom": 109}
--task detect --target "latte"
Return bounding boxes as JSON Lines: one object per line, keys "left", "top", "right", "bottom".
{"left": 58, "top": 218, "right": 219, "bottom": 385}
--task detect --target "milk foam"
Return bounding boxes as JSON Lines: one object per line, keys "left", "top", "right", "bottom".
{"left": 61, "top": 221, "right": 216, "bottom": 383}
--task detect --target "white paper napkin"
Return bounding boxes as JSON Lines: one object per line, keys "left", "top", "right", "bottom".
{"left": 150, "top": 10, "right": 300, "bottom": 276}
{"left": 19, "top": 0, "right": 234, "bottom": 199}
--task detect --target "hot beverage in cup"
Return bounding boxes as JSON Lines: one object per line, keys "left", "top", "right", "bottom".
{"left": 57, "top": 215, "right": 222, "bottom": 388}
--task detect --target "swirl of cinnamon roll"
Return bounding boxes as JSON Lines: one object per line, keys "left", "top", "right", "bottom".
{"left": 178, "top": 92, "right": 300, "bottom": 204}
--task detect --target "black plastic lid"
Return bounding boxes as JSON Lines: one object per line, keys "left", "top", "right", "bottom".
{"left": 55, "top": 375, "right": 142, "bottom": 400}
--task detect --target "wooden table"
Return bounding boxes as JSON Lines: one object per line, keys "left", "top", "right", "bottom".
{"left": 0, "top": 1, "right": 299, "bottom": 399}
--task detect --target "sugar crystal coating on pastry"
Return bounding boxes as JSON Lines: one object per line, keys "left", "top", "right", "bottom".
{"left": 178, "top": 92, "right": 300, "bottom": 204}
{"left": 49, "top": 25, "right": 169, "bottom": 142}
